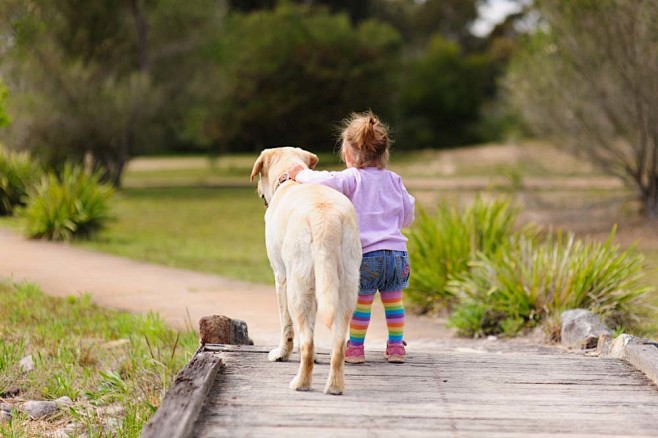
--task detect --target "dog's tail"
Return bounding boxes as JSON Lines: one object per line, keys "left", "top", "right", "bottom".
{"left": 313, "top": 212, "right": 361, "bottom": 329}
{"left": 314, "top": 244, "right": 340, "bottom": 329}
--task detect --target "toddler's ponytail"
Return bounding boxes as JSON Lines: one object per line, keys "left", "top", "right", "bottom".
{"left": 339, "top": 111, "right": 391, "bottom": 169}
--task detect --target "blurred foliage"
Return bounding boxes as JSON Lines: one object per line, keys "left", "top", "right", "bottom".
{"left": 398, "top": 35, "right": 494, "bottom": 148}
{"left": 0, "top": 145, "right": 42, "bottom": 215}
{"left": 505, "top": 0, "right": 658, "bottom": 216}
{"left": 0, "top": 0, "right": 527, "bottom": 183}
{"left": 195, "top": 5, "right": 402, "bottom": 152}
{"left": 0, "top": 0, "right": 225, "bottom": 185}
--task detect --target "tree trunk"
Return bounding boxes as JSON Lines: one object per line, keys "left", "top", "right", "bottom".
{"left": 645, "top": 178, "right": 658, "bottom": 218}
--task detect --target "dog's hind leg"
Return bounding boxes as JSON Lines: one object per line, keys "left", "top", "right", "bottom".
{"left": 268, "top": 273, "right": 294, "bottom": 362}
{"left": 288, "top": 282, "right": 316, "bottom": 391}
{"left": 324, "top": 311, "right": 350, "bottom": 395}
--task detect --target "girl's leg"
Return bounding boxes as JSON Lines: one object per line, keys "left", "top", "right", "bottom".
{"left": 349, "top": 293, "right": 375, "bottom": 346}
{"left": 381, "top": 289, "right": 405, "bottom": 344}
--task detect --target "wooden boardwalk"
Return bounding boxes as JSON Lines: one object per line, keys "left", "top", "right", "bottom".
{"left": 144, "top": 343, "right": 658, "bottom": 437}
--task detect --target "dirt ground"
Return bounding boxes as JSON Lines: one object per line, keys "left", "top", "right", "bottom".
{"left": 0, "top": 228, "right": 453, "bottom": 350}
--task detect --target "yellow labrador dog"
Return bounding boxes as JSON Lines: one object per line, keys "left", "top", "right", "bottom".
{"left": 250, "top": 147, "right": 361, "bottom": 395}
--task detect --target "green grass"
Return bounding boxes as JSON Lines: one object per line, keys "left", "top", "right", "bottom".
{"left": 0, "top": 280, "right": 198, "bottom": 437}
{"left": 77, "top": 186, "right": 274, "bottom": 284}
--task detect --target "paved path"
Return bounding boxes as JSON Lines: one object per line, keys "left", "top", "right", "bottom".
{"left": 0, "top": 228, "right": 448, "bottom": 348}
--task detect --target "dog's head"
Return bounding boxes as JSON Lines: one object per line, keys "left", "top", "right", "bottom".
{"left": 250, "top": 147, "right": 319, "bottom": 206}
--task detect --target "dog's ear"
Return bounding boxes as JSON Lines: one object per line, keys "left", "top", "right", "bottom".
{"left": 306, "top": 152, "right": 319, "bottom": 170}
{"left": 250, "top": 153, "right": 265, "bottom": 182}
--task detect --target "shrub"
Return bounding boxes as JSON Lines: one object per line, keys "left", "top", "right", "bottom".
{"left": 447, "top": 230, "right": 656, "bottom": 339}
{"left": 0, "top": 146, "right": 41, "bottom": 215}
{"left": 19, "top": 164, "right": 115, "bottom": 241}
{"left": 406, "top": 196, "right": 523, "bottom": 313}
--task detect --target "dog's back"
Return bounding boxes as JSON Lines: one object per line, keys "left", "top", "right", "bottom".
{"left": 267, "top": 183, "right": 360, "bottom": 327}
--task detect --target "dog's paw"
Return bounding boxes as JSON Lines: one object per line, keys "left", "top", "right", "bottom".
{"left": 268, "top": 347, "right": 290, "bottom": 362}
{"left": 289, "top": 375, "right": 311, "bottom": 392}
{"left": 323, "top": 384, "right": 344, "bottom": 395}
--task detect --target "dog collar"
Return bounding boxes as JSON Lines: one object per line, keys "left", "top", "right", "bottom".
{"left": 262, "top": 173, "right": 293, "bottom": 208}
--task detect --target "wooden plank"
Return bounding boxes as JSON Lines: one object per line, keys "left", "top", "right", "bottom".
{"left": 141, "top": 351, "right": 223, "bottom": 438}
{"left": 191, "top": 346, "right": 658, "bottom": 437}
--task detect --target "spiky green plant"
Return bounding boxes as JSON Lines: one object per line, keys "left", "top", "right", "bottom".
{"left": 407, "top": 195, "right": 524, "bottom": 313}
{"left": 19, "top": 164, "right": 114, "bottom": 241}
{"left": 447, "top": 229, "right": 656, "bottom": 339}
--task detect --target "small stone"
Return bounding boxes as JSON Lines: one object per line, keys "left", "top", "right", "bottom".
{"left": 103, "top": 416, "right": 123, "bottom": 434}
{"left": 486, "top": 335, "right": 498, "bottom": 341}
{"left": 55, "top": 396, "right": 73, "bottom": 407}
{"left": 97, "top": 404, "right": 125, "bottom": 417}
{"left": 199, "top": 315, "right": 253, "bottom": 346}
{"left": 19, "top": 355, "right": 34, "bottom": 373}
{"left": 21, "top": 400, "right": 58, "bottom": 419}
{"left": 51, "top": 422, "right": 79, "bottom": 438}
{"left": 560, "top": 309, "right": 612, "bottom": 349}
{"left": 0, "top": 402, "right": 12, "bottom": 412}
{"left": 0, "top": 410, "right": 11, "bottom": 423}
{"left": 601, "top": 333, "right": 646, "bottom": 359}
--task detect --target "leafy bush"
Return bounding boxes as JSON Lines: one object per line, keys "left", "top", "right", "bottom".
{"left": 406, "top": 196, "right": 524, "bottom": 313}
{"left": 19, "top": 164, "right": 115, "bottom": 241}
{"left": 447, "top": 230, "right": 655, "bottom": 339}
{"left": 203, "top": 4, "right": 402, "bottom": 152}
{"left": 0, "top": 145, "right": 42, "bottom": 215}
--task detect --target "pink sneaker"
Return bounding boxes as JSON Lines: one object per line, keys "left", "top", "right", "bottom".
{"left": 385, "top": 341, "right": 406, "bottom": 363}
{"left": 345, "top": 341, "right": 365, "bottom": 364}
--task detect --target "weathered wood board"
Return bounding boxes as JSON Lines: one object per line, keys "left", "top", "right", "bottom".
{"left": 189, "top": 344, "right": 658, "bottom": 437}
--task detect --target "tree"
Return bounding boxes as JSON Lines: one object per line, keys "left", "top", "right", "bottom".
{"left": 506, "top": 0, "right": 658, "bottom": 216}
{"left": 398, "top": 35, "right": 494, "bottom": 149}
{"left": 0, "top": 0, "right": 225, "bottom": 186}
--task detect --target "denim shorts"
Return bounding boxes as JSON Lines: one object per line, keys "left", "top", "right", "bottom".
{"left": 359, "top": 250, "right": 411, "bottom": 295}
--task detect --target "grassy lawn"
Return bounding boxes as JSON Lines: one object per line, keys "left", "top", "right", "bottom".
{"left": 0, "top": 280, "right": 197, "bottom": 437}
{"left": 77, "top": 186, "right": 274, "bottom": 284}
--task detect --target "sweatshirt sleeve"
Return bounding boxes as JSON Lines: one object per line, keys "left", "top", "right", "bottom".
{"left": 400, "top": 180, "right": 415, "bottom": 228}
{"left": 295, "top": 168, "right": 356, "bottom": 198}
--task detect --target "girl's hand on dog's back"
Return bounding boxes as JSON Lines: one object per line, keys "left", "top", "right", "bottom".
{"left": 289, "top": 163, "right": 305, "bottom": 181}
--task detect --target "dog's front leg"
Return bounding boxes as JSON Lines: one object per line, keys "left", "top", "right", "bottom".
{"left": 268, "top": 273, "right": 294, "bottom": 362}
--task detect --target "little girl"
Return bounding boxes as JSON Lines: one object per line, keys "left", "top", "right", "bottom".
{"left": 289, "top": 111, "right": 415, "bottom": 363}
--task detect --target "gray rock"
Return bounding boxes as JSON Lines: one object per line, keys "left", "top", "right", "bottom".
{"left": 97, "top": 404, "right": 125, "bottom": 417}
{"left": 103, "top": 416, "right": 123, "bottom": 434}
{"left": 598, "top": 333, "right": 647, "bottom": 358}
{"left": 55, "top": 396, "right": 73, "bottom": 407}
{"left": 0, "top": 402, "right": 12, "bottom": 412}
{"left": 0, "top": 410, "right": 10, "bottom": 423}
{"left": 19, "top": 355, "right": 34, "bottom": 373}
{"left": 21, "top": 400, "right": 58, "bottom": 419}
{"left": 51, "top": 422, "right": 79, "bottom": 438}
{"left": 560, "top": 309, "right": 612, "bottom": 349}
